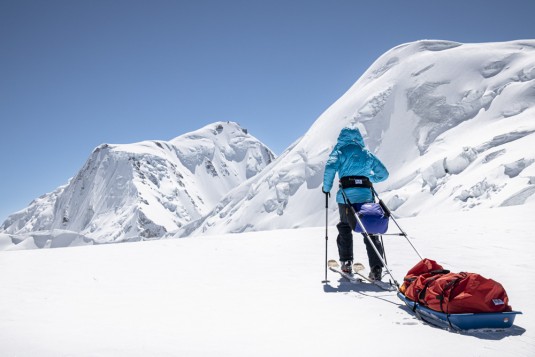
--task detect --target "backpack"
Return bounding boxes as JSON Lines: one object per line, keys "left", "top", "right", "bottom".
{"left": 352, "top": 202, "right": 389, "bottom": 234}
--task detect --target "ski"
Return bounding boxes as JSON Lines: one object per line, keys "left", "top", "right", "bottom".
{"left": 353, "top": 269, "right": 397, "bottom": 291}
{"left": 353, "top": 262, "right": 365, "bottom": 272}
{"left": 328, "top": 260, "right": 364, "bottom": 283}
{"left": 328, "top": 260, "right": 396, "bottom": 291}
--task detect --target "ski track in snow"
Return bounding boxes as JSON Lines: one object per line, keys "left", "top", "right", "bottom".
{"left": 0, "top": 205, "right": 534, "bottom": 356}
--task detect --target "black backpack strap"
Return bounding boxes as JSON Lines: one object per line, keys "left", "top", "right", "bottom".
{"left": 430, "top": 269, "right": 451, "bottom": 275}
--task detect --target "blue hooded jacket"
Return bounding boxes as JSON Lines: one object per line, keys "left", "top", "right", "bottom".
{"left": 323, "top": 127, "right": 389, "bottom": 204}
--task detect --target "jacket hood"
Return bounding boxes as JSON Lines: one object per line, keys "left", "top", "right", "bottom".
{"left": 336, "top": 127, "right": 365, "bottom": 148}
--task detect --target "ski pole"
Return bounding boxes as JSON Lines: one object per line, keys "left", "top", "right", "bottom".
{"left": 322, "top": 191, "right": 330, "bottom": 284}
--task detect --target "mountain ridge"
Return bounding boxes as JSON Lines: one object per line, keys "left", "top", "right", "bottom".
{"left": 2, "top": 39, "right": 535, "bottom": 249}
{"left": 176, "top": 39, "right": 535, "bottom": 237}
{"left": 1, "top": 121, "right": 274, "bottom": 246}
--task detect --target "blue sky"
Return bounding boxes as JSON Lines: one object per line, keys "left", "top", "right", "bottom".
{"left": 1, "top": 0, "right": 534, "bottom": 222}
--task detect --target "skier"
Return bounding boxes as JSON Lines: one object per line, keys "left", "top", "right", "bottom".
{"left": 322, "top": 127, "right": 389, "bottom": 280}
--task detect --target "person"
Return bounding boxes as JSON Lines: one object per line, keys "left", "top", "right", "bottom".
{"left": 322, "top": 127, "right": 389, "bottom": 280}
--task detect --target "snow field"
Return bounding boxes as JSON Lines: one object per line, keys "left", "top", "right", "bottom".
{"left": 1, "top": 204, "right": 534, "bottom": 356}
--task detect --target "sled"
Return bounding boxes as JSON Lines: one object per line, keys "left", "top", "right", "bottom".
{"left": 397, "top": 292, "right": 522, "bottom": 331}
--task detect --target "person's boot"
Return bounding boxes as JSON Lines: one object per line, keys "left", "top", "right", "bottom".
{"left": 368, "top": 265, "right": 382, "bottom": 281}
{"left": 341, "top": 260, "right": 353, "bottom": 274}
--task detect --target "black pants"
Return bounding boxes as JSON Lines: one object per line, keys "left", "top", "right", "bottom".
{"left": 337, "top": 203, "right": 384, "bottom": 268}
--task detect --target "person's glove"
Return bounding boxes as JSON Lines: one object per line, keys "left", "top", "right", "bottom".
{"left": 322, "top": 186, "right": 330, "bottom": 197}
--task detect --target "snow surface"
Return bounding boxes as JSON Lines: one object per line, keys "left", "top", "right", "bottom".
{"left": 0, "top": 205, "right": 533, "bottom": 356}
{"left": 1, "top": 40, "right": 534, "bottom": 354}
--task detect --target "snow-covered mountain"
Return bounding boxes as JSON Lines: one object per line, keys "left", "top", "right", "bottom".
{"left": 0, "top": 122, "right": 274, "bottom": 246}
{"left": 2, "top": 39, "right": 535, "bottom": 248}
{"left": 178, "top": 39, "right": 535, "bottom": 237}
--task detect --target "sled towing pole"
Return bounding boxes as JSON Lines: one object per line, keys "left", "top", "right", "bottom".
{"left": 322, "top": 191, "right": 330, "bottom": 284}
{"left": 371, "top": 187, "right": 423, "bottom": 260}
{"left": 340, "top": 188, "right": 400, "bottom": 290}
{"left": 355, "top": 208, "right": 400, "bottom": 290}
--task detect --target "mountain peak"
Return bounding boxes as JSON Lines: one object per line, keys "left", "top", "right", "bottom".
{"left": 1, "top": 122, "right": 275, "bottom": 246}
{"left": 176, "top": 39, "right": 535, "bottom": 237}
{"left": 3, "top": 40, "right": 535, "bottom": 249}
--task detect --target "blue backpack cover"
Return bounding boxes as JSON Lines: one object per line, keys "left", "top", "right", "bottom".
{"left": 352, "top": 202, "right": 389, "bottom": 234}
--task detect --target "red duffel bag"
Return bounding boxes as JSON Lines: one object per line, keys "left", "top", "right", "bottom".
{"left": 400, "top": 258, "right": 449, "bottom": 300}
{"left": 423, "top": 272, "right": 512, "bottom": 314}
{"left": 401, "top": 258, "right": 513, "bottom": 314}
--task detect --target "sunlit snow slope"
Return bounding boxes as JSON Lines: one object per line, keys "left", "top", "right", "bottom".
{"left": 179, "top": 40, "right": 535, "bottom": 237}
